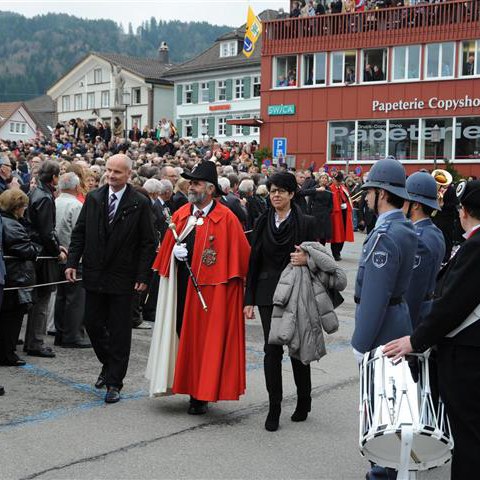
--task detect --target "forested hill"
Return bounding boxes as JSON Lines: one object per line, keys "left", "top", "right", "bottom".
{"left": 0, "top": 11, "right": 232, "bottom": 102}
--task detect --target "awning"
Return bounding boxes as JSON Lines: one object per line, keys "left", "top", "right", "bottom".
{"left": 226, "top": 118, "right": 264, "bottom": 127}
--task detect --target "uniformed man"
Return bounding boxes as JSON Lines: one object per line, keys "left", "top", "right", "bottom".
{"left": 351, "top": 157, "right": 417, "bottom": 480}
{"left": 384, "top": 180, "right": 480, "bottom": 479}
{"left": 404, "top": 172, "right": 446, "bottom": 329}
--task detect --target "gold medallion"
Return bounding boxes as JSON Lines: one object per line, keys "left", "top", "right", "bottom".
{"left": 202, "top": 248, "right": 217, "bottom": 266}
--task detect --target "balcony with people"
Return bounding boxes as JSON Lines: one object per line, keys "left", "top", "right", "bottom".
{"left": 263, "top": 0, "right": 480, "bottom": 55}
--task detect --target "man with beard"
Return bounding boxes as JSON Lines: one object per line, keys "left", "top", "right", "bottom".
{"left": 146, "top": 161, "right": 250, "bottom": 414}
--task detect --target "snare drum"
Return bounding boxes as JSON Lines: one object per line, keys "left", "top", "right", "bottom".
{"left": 359, "top": 347, "right": 453, "bottom": 472}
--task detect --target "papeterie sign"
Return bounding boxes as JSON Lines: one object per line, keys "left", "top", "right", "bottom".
{"left": 268, "top": 104, "right": 296, "bottom": 116}
{"left": 372, "top": 95, "right": 480, "bottom": 113}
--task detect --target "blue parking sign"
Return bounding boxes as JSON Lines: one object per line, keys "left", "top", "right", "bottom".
{"left": 273, "top": 138, "right": 287, "bottom": 159}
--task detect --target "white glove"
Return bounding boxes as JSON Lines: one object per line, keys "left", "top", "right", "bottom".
{"left": 173, "top": 243, "right": 188, "bottom": 261}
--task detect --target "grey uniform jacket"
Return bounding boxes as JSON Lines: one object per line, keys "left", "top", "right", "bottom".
{"left": 268, "top": 242, "right": 348, "bottom": 365}
{"left": 55, "top": 193, "right": 83, "bottom": 255}
{"left": 351, "top": 210, "right": 418, "bottom": 353}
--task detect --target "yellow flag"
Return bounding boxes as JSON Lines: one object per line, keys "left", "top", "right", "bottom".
{"left": 242, "top": 6, "right": 262, "bottom": 58}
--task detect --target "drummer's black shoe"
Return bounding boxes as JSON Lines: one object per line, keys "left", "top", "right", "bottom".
{"left": 187, "top": 397, "right": 208, "bottom": 415}
{"left": 291, "top": 396, "right": 311, "bottom": 422}
{"left": 265, "top": 404, "right": 281, "bottom": 431}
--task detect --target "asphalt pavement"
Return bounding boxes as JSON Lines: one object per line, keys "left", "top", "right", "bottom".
{"left": 0, "top": 233, "right": 450, "bottom": 480}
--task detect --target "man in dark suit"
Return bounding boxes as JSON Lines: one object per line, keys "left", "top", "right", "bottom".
{"left": 385, "top": 180, "right": 480, "bottom": 479}
{"left": 218, "top": 176, "right": 247, "bottom": 227}
{"left": 66, "top": 154, "right": 156, "bottom": 403}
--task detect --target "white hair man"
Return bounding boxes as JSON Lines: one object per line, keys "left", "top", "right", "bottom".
{"left": 218, "top": 176, "right": 247, "bottom": 227}
{"left": 239, "top": 178, "right": 266, "bottom": 230}
{"left": 55, "top": 172, "right": 90, "bottom": 348}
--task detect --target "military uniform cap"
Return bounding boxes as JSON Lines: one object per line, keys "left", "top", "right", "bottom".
{"left": 406, "top": 171, "right": 440, "bottom": 210}
{"left": 361, "top": 156, "right": 409, "bottom": 200}
{"left": 457, "top": 180, "right": 480, "bottom": 208}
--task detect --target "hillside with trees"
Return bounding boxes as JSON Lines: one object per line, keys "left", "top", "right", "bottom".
{"left": 0, "top": 11, "right": 232, "bottom": 102}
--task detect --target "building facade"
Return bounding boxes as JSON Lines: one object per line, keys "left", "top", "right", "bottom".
{"left": 0, "top": 103, "right": 39, "bottom": 141}
{"left": 47, "top": 49, "right": 174, "bottom": 134}
{"left": 165, "top": 10, "right": 280, "bottom": 143}
{"left": 260, "top": 0, "right": 480, "bottom": 175}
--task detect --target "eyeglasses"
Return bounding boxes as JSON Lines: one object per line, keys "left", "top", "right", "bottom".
{"left": 269, "top": 188, "right": 289, "bottom": 195}
{"left": 1, "top": 163, "right": 12, "bottom": 169}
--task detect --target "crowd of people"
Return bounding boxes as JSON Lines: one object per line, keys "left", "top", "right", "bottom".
{"left": 1, "top": 119, "right": 480, "bottom": 477}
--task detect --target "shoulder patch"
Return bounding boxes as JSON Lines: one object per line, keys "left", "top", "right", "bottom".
{"left": 372, "top": 251, "right": 388, "bottom": 268}
{"left": 413, "top": 254, "right": 421, "bottom": 269}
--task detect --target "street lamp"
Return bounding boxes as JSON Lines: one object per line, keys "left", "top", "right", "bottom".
{"left": 122, "top": 91, "right": 131, "bottom": 140}
{"left": 431, "top": 124, "right": 441, "bottom": 169}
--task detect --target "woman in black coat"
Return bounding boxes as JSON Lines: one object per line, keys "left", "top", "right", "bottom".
{"left": 244, "top": 172, "right": 316, "bottom": 432}
{"left": 301, "top": 173, "right": 333, "bottom": 244}
{"left": 0, "top": 189, "right": 40, "bottom": 366}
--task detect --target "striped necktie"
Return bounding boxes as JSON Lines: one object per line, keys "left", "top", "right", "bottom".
{"left": 194, "top": 210, "right": 204, "bottom": 219}
{"left": 108, "top": 193, "right": 117, "bottom": 223}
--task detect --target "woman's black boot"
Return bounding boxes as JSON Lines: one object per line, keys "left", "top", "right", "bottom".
{"left": 291, "top": 396, "right": 311, "bottom": 422}
{"left": 265, "top": 404, "right": 281, "bottom": 431}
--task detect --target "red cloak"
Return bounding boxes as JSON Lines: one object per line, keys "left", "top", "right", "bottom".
{"left": 329, "top": 184, "right": 354, "bottom": 243}
{"left": 152, "top": 201, "right": 251, "bottom": 401}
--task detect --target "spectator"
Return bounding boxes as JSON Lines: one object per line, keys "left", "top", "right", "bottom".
{"left": 364, "top": 63, "right": 374, "bottom": 82}
{"left": 301, "top": 0, "right": 317, "bottom": 16}
{"left": 0, "top": 157, "right": 13, "bottom": 194}
{"left": 0, "top": 189, "right": 40, "bottom": 366}
{"left": 290, "top": 0, "right": 302, "bottom": 17}
{"left": 373, "top": 64, "right": 384, "bottom": 81}
{"left": 218, "top": 176, "right": 248, "bottom": 227}
{"left": 172, "top": 177, "right": 189, "bottom": 211}
{"left": 464, "top": 53, "right": 475, "bottom": 76}
{"left": 239, "top": 178, "right": 267, "bottom": 231}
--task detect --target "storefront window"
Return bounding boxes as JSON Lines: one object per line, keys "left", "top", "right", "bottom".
{"left": 329, "top": 121, "right": 355, "bottom": 161}
{"left": 274, "top": 56, "right": 297, "bottom": 87}
{"left": 362, "top": 49, "right": 387, "bottom": 82}
{"left": 426, "top": 42, "right": 455, "bottom": 79}
{"left": 393, "top": 46, "right": 420, "bottom": 81}
{"left": 421, "top": 118, "right": 453, "bottom": 161}
{"left": 388, "top": 119, "right": 419, "bottom": 161}
{"left": 455, "top": 117, "right": 480, "bottom": 160}
{"left": 302, "top": 53, "right": 326, "bottom": 86}
{"left": 461, "top": 40, "right": 479, "bottom": 76}
{"left": 357, "top": 121, "right": 387, "bottom": 160}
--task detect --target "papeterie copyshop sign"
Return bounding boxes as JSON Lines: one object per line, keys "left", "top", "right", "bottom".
{"left": 372, "top": 95, "right": 480, "bottom": 113}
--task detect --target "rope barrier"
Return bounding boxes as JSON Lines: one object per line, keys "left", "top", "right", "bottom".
{"left": 3, "top": 256, "right": 61, "bottom": 260}
{"left": 3, "top": 279, "right": 82, "bottom": 292}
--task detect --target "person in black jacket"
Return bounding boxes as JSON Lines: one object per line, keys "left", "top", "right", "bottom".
{"left": 384, "top": 180, "right": 480, "bottom": 479}
{"left": 244, "top": 172, "right": 316, "bottom": 432}
{"left": 26, "top": 160, "right": 65, "bottom": 358}
{"left": 66, "top": 154, "right": 156, "bottom": 404}
{"left": 0, "top": 189, "right": 40, "bottom": 366}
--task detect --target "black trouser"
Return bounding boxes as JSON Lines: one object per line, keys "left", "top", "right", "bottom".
{"left": 0, "top": 293, "right": 27, "bottom": 363}
{"left": 331, "top": 209, "right": 347, "bottom": 258}
{"left": 258, "top": 305, "right": 311, "bottom": 406}
{"left": 54, "top": 266, "right": 86, "bottom": 344}
{"left": 84, "top": 291, "right": 134, "bottom": 389}
{"left": 437, "top": 344, "right": 480, "bottom": 479}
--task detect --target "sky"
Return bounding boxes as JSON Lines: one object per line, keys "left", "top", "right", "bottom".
{"left": 0, "top": 0, "right": 290, "bottom": 28}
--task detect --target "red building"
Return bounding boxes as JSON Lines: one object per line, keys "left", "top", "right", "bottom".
{"left": 260, "top": 0, "right": 480, "bottom": 176}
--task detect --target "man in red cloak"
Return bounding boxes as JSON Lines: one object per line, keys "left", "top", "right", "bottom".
{"left": 145, "top": 161, "right": 250, "bottom": 414}
{"left": 329, "top": 171, "right": 354, "bottom": 261}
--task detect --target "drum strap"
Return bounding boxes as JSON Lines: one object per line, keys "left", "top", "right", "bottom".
{"left": 398, "top": 425, "right": 414, "bottom": 480}
{"left": 446, "top": 302, "right": 480, "bottom": 338}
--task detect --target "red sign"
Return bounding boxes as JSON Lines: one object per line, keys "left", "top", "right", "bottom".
{"left": 209, "top": 104, "right": 231, "bottom": 111}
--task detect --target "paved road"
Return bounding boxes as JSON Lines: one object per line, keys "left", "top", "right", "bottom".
{"left": 0, "top": 233, "right": 450, "bottom": 479}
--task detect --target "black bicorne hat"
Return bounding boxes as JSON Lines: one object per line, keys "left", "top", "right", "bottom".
{"left": 181, "top": 160, "right": 223, "bottom": 196}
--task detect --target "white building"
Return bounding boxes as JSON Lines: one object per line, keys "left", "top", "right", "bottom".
{"left": 47, "top": 46, "right": 174, "bottom": 133}
{"left": 0, "top": 103, "right": 39, "bottom": 141}
{"left": 164, "top": 10, "right": 280, "bottom": 143}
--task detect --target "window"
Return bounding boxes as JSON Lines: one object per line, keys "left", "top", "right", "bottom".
{"left": 217, "top": 117, "right": 226, "bottom": 136}
{"left": 131, "top": 87, "right": 141, "bottom": 104}
{"left": 331, "top": 51, "right": 356, "bottom": 85}
{"left": 9, "top": 123, "right": 14, "bottom": 133}
{"left": 388, "top": 119, "right": 419, "bottom": 161}
{"left": 455, "top": 117, "right": 480, "bottom": 159}
{"left": 94, "top": 68, "right": 102, "bottom": 84}
{"left": 393, "top": 45, "right": 420, "bottom": 81}
{"left": 252, "top": 76, "right": 261, "bottom": 97}
{"left": 235, "top": 79, "right": 245, "bottom": 99}
{"left": 200, "top": 118, "right": 209, "bottom": 136}
{"left": 74, "top": 94, "right": 83, "bottom": 111}
{"left": 9, "top": 121, "right": 27, "bottom": 134}
{"left": 62, "top": 95, "right": 70, "bottom": 112}
{"left": 131, "top": 116, "right": 141, "bottom": 129}
{"left": 420, "top": 118, "right": 453, "bottom": 161}
{"left": 425, "top": 42, "right": 455, "bottom": 79}
{"left": 232, "top": 116, "right": 243, "bottom": 135}
{"left": 15, "top": 123, "right": 20, "bottom": 133}
{"left": 357, "top": 121, "right": 387, "bottom": 160}
{"left": 21, "top": 124, "right": 26, "bottom": 133}
{"left": 362, "top": 48, "right": 388, "bottom": 82}
{"left": 184, "top": 84, "right": 193, "bottom": 104}
{"left": 184, "top": 119, "right": 193, "bottom": 137}
{"left": 220, "top": 41, "right": 237, "bottom": 58}
{"left": 200, "top": 82, "right": 209, "bottom": 103}
{"left": 274, "top": 56, "right": 297, "bottom": 87}
{"left": 217, "top": 80, "right": 226, "bottom": 101}
{"left": 252, "top": 125, "right": 260, "bottom": 135}
{"left": 302, "top": 53, "right": 327, "bottom": 86}
{"left": 101, "top": 90, "right": 110, "bottom": 108}
{"left": 87, "top": 92, "right": 95, "bottom": 109}
{"left": 461, "top": 41, "right": 480, "bottom": 76}
{"left": 328, "top": 121, "right": 355, "bottom": 161}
